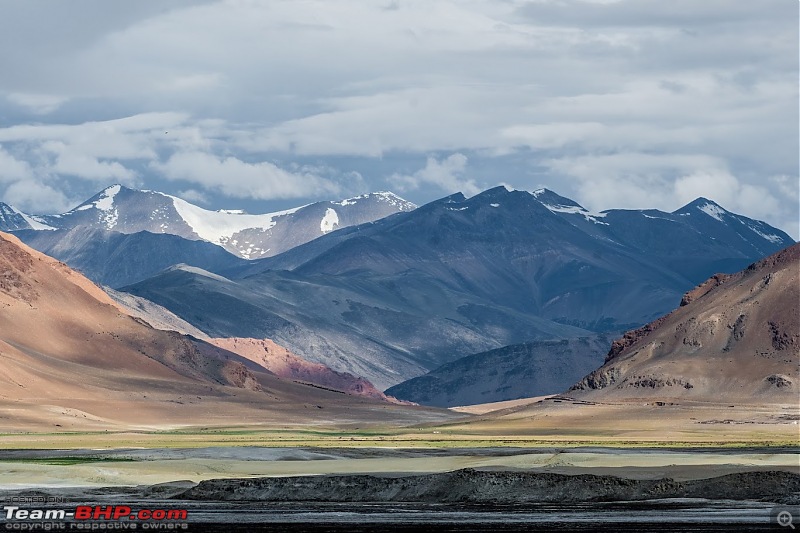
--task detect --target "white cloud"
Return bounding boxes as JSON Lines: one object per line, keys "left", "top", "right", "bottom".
{"left": 501, "top": 122, "right": 607, "bottom": 150}
{"left": 673, "top": 170, "right": 741, "bottom": 206}
{"left": 391, "top": 153, "right": 481, "bottom": 196}
{"left": 6, "top": 93, "right": 67, "bottom": 115}
{"left": 46, "top": 145, "right": 137, "bottom": 184}
{"left": 0, "top": 1, "right": 794, "bottom": 235}
{"left": 0, "top": 146, "right": 33, "bottom": 182}
{"left": 544, "top": 152, "right": 727, "bottom": 208}
{"left": 545, "top": 152, "right": 794, "bottom": 236}
{"left": 247, "top": 85, "right": 526, "bottom": 157}
{"left": 3, "top": 179, "right": 75, "bottom": 214}
{"left": 154, "top": 73, "right": 223, "bottom": 93}
{"left": 177, "top": 189, "right": 210, "bottom": 205}
{"left": 153, "top": 151, "right": 341, "bottom": 200}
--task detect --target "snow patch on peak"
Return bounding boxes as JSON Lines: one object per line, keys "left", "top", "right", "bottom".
{"left": 697, "top": 202, "right": 727, "bottom": 222}
{"left": 377, "top": 190, "right": 411, "bottom": 200}
{"left": 320, "top": 208, "right": 340, "bottom": 233}
{"left": 541, "top": 202, "right": 608, "bottom": 225}
{"left": 333, "top": 191, "right": 415, "bottom": 210}
{"left": 95, "top": 184, "right": 121, "bottom": 211}
{"left": 167, "top": 193, "right": 305, "bottom": 245}
{"left": 69, "top": 184, "right": 122, "bottom": 217}
{"left": 372, "top": 191, "right": 416, "bottom": 210}
{"left": 641, "top": 212, "right": 675, "bottom": 222}
{"left": 102, "top": 208, "right": 119, "bottom": 230}
{"left": 747, "top": 224, "right": 784, "bottom": 244}
{"left": 333, "top": 192, "right": 371, "bottom": 206}
{"left": 20, "top": 212, "right": 56, "bottom": 231}
{"left": 532, "top": 188, "right": 546, "bottom": 197}
{"left": 333, "top": 198, "right": 357, "bottom": 206}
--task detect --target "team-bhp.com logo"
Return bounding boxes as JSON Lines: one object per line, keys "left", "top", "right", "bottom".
{"left": 4, "top": 505, "right": 189, "bottom": 530}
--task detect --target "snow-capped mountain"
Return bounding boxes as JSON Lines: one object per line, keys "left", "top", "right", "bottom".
{"left": 122, "top": 186, "right": 794, "bottom": 388}
{"left": 4, "top": 185, "right": 416, "bottom": 259}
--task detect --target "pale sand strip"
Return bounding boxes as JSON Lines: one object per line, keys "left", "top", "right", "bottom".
{"left": 1, "top": 451, "right": 797, "bottom": 488}
{"left": 450, "top": 395, "right": 555, "bottom": 414}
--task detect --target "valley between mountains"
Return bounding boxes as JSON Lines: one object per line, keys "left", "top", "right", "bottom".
{"left": 0, "top": 183, "right": 795, "bottom": 447}
{"left": 0, "top": 184, "right": 797, "bottom": 533}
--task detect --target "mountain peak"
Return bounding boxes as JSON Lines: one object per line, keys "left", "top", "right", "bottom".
{"left": 102, "top": 183, "right": 127, "bottom": 194}
{"left": 432, "top": 192, "right": 468, "bottom": 205}
{"left": 373, "top": 191, "right": 417, "bottom": 209}
{"left": 333, "top": 191, "right": 416, "bottom": 211}
{"left": 476, "top": 185, "right": 517, "bottom": 198}
{"left": 0, "top": 202, "right": 20, "bottom": 215}
{"left": 70, "top": 183, "right": 127, "bottom": 214}
{"left": 531, "top": 188, "right": 584, "bottom": 209}
{"left": 673, "top": 197, "right": 731, "bottom": 220}
{"left": 528, "top": 188, "right": 608, "bottom": 225}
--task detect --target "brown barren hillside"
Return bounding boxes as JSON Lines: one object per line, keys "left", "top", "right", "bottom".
{"left": 434, "top": 246, "right": 798, "bottom": 443}
{"left": 570, "top": 243, "right": 799, "bottom": 401}
{"left": 0, "top": 232, "right": 451, "bottom": 432}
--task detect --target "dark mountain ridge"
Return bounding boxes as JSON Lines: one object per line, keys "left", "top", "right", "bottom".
{"left": 122, "top": 186, "right": 792, "bottom": 388}
{"left": 14, "top": 227, "right": 248, "bottom": 288}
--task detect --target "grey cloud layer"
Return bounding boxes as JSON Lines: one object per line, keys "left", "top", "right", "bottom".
{"left": 0, "top": 0, "right": 796, "bottom": 236}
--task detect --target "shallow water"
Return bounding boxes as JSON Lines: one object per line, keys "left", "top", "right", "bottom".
{"left": 0, "top": 500, "right": 788, "bottom": 532}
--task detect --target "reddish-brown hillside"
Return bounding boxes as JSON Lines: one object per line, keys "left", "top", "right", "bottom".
{"left": 207, "top": 337, "right": 403, "bottom": 403}
{"left": 571, "top": 244, "right": 799, "bottom": 401}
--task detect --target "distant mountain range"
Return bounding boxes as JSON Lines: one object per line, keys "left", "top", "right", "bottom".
{"left": 0, "top": 176, "right": 796, "bottom": 414}
{"left": 115, "top": 186, "right": 792, "bottom": 389}
{"left": 0, "top": 184, "right": 415, "bottom": 259}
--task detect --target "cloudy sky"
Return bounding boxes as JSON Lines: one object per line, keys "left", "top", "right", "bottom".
{"left": 0, "top": 0, "right": 797, "bottom": 237}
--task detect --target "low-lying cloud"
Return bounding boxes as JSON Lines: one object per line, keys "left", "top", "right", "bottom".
{"left": 0, "top": 0, "right": 795, "bottom": 236}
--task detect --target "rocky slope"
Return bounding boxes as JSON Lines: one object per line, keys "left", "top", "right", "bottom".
{"left": 571, "top": 243, "right": 800, "bottom": 401}
{"left": 104, "top": 286, "right": 212, "bottom": 339}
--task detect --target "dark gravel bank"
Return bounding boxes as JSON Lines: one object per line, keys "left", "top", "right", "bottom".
{"left": 177, "top": 468, "right": 800, "bottom": 504}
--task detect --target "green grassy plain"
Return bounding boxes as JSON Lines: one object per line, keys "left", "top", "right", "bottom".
{"left": 0, "top": 425, "right": 796, "bottom": 450}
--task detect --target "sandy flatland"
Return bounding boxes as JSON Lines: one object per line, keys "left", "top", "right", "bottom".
{"left": 0, "top": 446, "right": 797, "bottom": 488}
